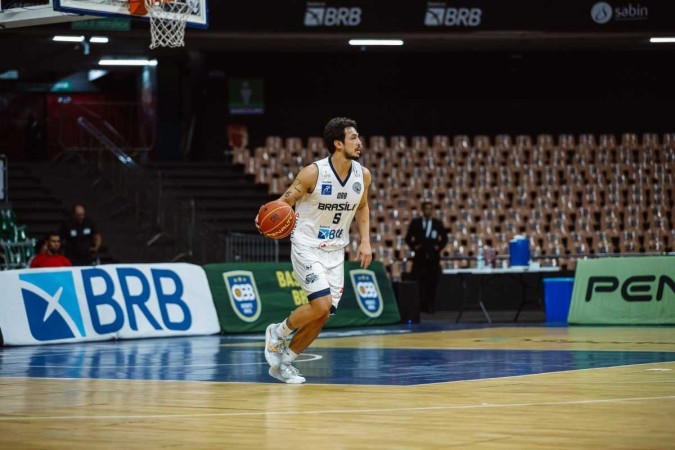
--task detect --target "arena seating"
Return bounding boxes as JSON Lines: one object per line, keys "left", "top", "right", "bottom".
{"left": 234, "top": 133, "right": 674, "bottom": 278}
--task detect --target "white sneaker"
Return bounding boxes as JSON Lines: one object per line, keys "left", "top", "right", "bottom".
{"left": 264, "top": 324, "right": 285, "bottom": 369}
{"left": 268, "top": 363, "right": 306, "bottom": 384}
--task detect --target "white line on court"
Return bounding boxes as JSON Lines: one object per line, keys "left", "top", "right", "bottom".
{"left": 0, "top": 353, "right": 322, "bottom": 369}
{"left": 0, "top": 395, "right": 673, "bottom": 421}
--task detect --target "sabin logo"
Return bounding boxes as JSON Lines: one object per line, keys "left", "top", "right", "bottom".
{"left": 591, "top": 2, "right": 613, "bottom": 24}
{"left": 20, "top": 271, "right": 86, "bottom": 341}
{"left": 591, "top": 2, "right": 648, "bottom": 25}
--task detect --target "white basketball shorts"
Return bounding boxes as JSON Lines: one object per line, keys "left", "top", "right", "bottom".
{"left": 290, "top": 243, "right": 345, "bottom": 309}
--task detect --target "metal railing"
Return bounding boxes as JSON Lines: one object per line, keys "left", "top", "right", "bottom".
{"left": 224, "top": 232, "right": 279, "bottom": 262}
{"left": 62, "top": 112, "right": 235, "bottom": 264}
{"left": 50, "top": 102, "right": 282, "bottom": 265}
{"left": 54, "top": 100, "right": 153, "bottom": 160}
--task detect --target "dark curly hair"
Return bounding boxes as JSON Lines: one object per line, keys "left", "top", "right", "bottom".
{"left": 323, "top": 117, "right": 357, "bottom": 154}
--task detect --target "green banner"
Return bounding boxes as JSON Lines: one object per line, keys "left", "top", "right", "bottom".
{"left": 568, "top": 256, "right": 675, "bottom": 325}
{"left": 204, "top": 261, "right": 401, "bottom": 333}
{"left": 72, "top": 18, "right": 132, "bottom": 31}
{"left": 228, "top": 78, "right": 264, "bottom": 115}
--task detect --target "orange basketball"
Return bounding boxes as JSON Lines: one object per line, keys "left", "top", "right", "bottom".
{"left": 256, "top": 200, "right": 296, "bottom": 239}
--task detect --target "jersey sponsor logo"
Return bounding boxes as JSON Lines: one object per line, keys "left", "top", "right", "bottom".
{"left": 321, "top": 184, "right": 332, "bottom": 195}
{"left": 349, "top": 270, "right": 384, "bottom": 318}
{"left": 19, "top": 271, "right": 85, "bottom": 341}
{"left": 353, "top": 182, "right": 362, "bottom": 194}
{"left": 223, "top": 271, "right": 262, "bottom": 322}
{"left": 317, "top": 227, "right": 344, "bottom": 240}
{"left": 337, "top": 192, "right": 347, "bottom": 199}
{"left": 318, "top": 202, "right": 356, "bottom": 211}
{"left": 305, "top": 273, "right": 318, "bottom": 284}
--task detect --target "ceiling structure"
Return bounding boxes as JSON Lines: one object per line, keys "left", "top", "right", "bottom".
{"left": 1, "top": 27, "right": 672, "bottom": 76}
{"left": 1, "top": 0, "right": 675, "bottom": 81}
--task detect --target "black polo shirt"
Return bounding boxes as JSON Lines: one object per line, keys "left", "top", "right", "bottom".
{"left": 59, "top": 218, "right": 98, "bottom": 261}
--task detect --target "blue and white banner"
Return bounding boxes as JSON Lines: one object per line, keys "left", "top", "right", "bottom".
{"left": 0, "top": 263, "right": 220, "bottom": 346}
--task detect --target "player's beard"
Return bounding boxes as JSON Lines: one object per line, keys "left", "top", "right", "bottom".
{"left": 346, "top": 148, "right": 361, "bottom": 160}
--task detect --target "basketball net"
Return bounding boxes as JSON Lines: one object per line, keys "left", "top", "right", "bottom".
{"left": 144, "top": 0, "right": 194, "bottom": 49}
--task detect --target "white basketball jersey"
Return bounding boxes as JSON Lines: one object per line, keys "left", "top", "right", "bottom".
{"left": 291, "top": 157, "right": 365, "bottom": 250}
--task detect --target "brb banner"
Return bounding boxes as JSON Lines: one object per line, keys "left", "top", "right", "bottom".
{"left": 204, "top": 261, "right": 400, "bottom": 333}
{"left": 209, "top": 0, "right": 675, "bottom": 33}
{"left": 568, "top": 256, "right": 675, "bottom": 325}
{"left": 0, "top": 263, "right": 220, "bottom": 346}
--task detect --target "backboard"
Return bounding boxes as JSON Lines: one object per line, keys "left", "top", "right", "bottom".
{"left": 0, "top": 0, "right": 93, "bottom": 29}
{"left": 52, "top": 0, "right": 208, "bottom": 28}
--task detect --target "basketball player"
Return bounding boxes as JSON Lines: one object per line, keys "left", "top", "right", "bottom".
{"left": 261, "top": 117, "right": 372, "bottom": 384}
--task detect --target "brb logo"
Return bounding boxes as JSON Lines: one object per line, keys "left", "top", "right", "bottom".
{"left": 317, "top": 227, "right": 344, "bottom": 240}
{"left": 19, "top": 268, "right": 192, "bottom": 341}
{"left": 20, "top": 271, "right": 85, "bottom": 341}
{"left": 304, "top": 2, "right": 362, "bottom": 27}
{"left": 425, "top": 3, "right": 482, "bottom": 27}
{"left": 223, "top": 271, "right": 261, "bottom": 322}
{"left": 350, "top": 269, "right": 384, "bottom": 318}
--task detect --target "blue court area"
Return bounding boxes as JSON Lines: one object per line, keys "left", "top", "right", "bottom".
{"left": 2, "top": 327, "right": 675, "bottom": 385}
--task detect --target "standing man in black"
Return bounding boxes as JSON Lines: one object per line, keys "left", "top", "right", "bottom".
{"left": 405, "top": 201, "right": 448, "bottom": 313}
{"left": 59, "top": 203, "right": 102, "bottom": 266}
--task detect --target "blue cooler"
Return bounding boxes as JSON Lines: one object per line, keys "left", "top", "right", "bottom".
{"left": 542, "top": 278, "right": 575, "bottom": 323}
{"left": 509, "top": 236, "right": 530, "bottom": 267}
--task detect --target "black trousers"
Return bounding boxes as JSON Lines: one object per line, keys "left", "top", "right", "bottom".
{"left": 412, "top": 260, "right": 441, "bottom": 313}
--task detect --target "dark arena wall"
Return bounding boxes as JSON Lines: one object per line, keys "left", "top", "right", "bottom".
{"left": 195, "top": 50, "right": 675, "bottom": 152}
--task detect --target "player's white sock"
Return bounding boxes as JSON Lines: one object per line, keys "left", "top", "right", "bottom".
{"left": 276, "top": 319, "right": 293, "bottom": 338}
{"left": 281, "top": 347, "right": 299, "bottom": 365}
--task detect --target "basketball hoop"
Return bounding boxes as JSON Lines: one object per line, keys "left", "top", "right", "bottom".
{"left": 144, "top": 0, "right": 195, "bottom": 49}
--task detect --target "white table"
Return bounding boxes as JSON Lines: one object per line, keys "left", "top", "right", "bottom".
{"left": 443, "top": 266, "right": 561, "bottom": 275}
{"left": 442, "top": 266, "right": 561, "bottom": 323}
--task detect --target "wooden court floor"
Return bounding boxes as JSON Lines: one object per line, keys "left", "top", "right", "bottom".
{"left": 1, "top": 323, "right": 674, "bottom": 449}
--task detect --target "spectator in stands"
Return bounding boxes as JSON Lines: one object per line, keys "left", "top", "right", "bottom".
{"left": 59, "top": 203, "right": 102, "bottom": 266}
{"left": 405, "top": 201, "right": 448, "bottom": 313}
{"left": 29, "top": 233, "right": 71, "bottom": 268}
{"left": 26, "top": 236, "right": 48, "bottom": 267}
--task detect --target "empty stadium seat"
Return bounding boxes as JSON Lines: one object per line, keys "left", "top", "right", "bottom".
{"left": 254, "top": 131, "right": 673, "bottom": 274}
